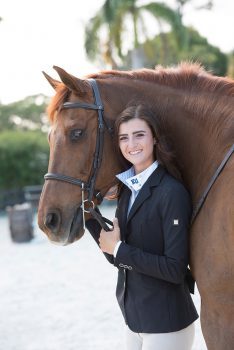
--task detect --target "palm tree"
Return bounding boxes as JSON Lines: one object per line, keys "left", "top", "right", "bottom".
{"left": 84, "top": 0, "right": 184, "bottom": 69}
{"left": 174, "top": 0, "right": 213, "bottom": 51}
{"left": 85, "top": 0, "right": 121, "bottom": 68}
{"left": 176, "top": 0, "right": 213, "bottom": 17}
{"left": 227, "top": 51, "right": 234, "bottom": 78}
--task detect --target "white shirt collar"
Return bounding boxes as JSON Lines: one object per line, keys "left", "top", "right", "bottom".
{"left": 116, "top": 161, "right": 159, "bottom": 192}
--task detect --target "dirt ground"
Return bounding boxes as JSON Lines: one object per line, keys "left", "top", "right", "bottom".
{"left": 0, "top": 207, "right": 207, "bottom": 350}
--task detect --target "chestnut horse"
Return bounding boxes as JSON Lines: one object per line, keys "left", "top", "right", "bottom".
{"left": 38, "top": 63, "right": 234, "bottom": 350}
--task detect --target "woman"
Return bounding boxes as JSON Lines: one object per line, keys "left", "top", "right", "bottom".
{"left": 86, "top": 104, "right": 198, "bottom": 350}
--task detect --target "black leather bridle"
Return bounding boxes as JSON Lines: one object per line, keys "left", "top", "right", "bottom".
{"left": 44, "top": 78, "right": 113, "bottom": 231}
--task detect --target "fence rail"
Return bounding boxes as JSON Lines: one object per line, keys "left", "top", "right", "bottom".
{"left": 0, "top": 186, "right": 43, "bottom": 211}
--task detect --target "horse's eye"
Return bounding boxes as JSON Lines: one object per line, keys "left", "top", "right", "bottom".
{"left": 70, "top": 129, "right": 83, "bottom": 141}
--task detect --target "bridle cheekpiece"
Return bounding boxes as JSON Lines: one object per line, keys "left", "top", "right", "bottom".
{"left": 44, "top": 78, "right": 112, "bottom": 231}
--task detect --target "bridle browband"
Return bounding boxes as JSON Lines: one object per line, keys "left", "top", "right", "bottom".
{"left": 44, "top": 78, "right": 113, "bottom": 231}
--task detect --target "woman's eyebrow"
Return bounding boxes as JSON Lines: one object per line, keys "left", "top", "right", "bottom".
{"left": 119, "top": 130, "right": 146, "bottom": 136}
{"left": 133, "top": 130, "right": 146, "bottom": 134}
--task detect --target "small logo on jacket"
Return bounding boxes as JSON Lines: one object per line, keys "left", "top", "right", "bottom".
{"left": 131, "top": 178, "right": 139, "bottom": 185}
{"left": 173, "top": 219, "right": 179, "bottom": 225}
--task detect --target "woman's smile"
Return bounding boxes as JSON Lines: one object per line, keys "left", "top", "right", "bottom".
{"left": 118, "top": 118, "right": 155, "bottom": 173}
{"left": 129, "top": 149, "right": 142, "bottom": 155}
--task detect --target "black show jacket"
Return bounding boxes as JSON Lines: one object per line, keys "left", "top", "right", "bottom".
{"left": 86, "top": 165, "right": 198, "bottom": 333}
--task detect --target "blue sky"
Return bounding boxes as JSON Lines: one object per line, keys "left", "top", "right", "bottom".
{"left": 0, "top": 0, "right": 233, "bottom": 103}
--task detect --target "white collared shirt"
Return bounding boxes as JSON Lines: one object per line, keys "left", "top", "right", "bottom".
{"left": 116, "top": 160, "right": 159, "bottom": 214}
{"left": 113, "top": 161, "right": 159, "bottom": 257}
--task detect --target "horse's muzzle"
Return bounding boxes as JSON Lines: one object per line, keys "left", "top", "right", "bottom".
{"left": 39, "top": 206, "right": 84, "bottom": 245}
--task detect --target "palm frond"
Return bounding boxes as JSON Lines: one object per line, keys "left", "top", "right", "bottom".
{"left": 84, "top": 11, "right": 103, "bottom": 60}
{"left": 141, "top": 2, "right": 186, "bottom": 48}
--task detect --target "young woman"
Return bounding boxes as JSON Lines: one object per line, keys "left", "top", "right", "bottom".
{"left": 86, "top": 104, "right": 198, "bottom": 350}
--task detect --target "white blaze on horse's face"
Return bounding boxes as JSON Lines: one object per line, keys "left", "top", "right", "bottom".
{"left": 47, "top": 126, "right": 53, "bottom": 143}
{"left": 118, "top": 118, "right": 155, "bottom": 174}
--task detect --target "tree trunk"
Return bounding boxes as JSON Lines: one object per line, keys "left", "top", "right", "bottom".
{"left": 131, "top": 47, "right": 145, "bottom": 69}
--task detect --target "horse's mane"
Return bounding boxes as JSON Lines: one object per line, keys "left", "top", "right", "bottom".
{"left": 86, "top": 62, "right": 234, "bottom": 97}
{"left": 47, "top": 62, "right": 234, "bottom": 124}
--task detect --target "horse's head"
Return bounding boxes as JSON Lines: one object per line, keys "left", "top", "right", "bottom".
{"left": 38, "top": 67, "right": 122, "bottom": 245}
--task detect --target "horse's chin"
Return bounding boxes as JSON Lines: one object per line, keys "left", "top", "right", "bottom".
{"left": 67, "top": 207, "right": 84, "bottom": 244}
{"left": 62, "top": 228, "right": 84, "bottom": 246}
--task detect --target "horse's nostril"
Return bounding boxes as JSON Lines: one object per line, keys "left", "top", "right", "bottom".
{"left": 44, "top": 211, "right": 60, "bottom": 233}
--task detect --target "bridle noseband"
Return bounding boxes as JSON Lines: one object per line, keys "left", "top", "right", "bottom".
{"left": 44, "top": 78, "right": 113, "bottom": 231}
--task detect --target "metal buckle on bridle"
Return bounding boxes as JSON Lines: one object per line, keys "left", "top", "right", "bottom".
{"left": 81, "top": 182, "right": 95, "bottom": 230}
{"left": 82, "top": 200, "right": 95, "bottom": 213}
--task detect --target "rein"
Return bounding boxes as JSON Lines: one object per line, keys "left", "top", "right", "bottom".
{"left": 44, "top": 78, "right": 113, "bottom": 231}
{"left": 191, "top": 143, "right": 234, "bottom": 224}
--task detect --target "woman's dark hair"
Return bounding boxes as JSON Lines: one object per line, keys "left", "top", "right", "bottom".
{"left": 114, "top": 104, "right": 182, "bottom": 181}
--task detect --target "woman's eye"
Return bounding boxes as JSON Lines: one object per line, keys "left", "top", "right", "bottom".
{"left": 136, "top": 133, "right": 144, "bottom": 138}
{"left": 70, "top": 129, "right": 84, "bottom": 141}
{"left": 119, "top": 136, "right": 128, "bottom": 141}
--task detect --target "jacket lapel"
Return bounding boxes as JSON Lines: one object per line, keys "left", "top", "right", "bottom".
{"left": 117, "top": 186, "right": 131, "bottom": 240}
{"left": 127, "top": 165, "right": 166, "bottom": 224}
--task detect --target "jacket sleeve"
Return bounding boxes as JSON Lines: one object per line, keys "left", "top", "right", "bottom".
{"left": 114, "top": 185, "right": 192, "bottom": 284}
{"left": 85, "top": 214, "right": 114, "bottom": 265}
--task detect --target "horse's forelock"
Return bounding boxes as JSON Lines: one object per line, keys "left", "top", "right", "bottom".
{"left": 47, "top": 83, "right": 70, "bottom": 123}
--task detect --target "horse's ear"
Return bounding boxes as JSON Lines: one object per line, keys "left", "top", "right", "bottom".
{"left": 53, "top": 66, "right": 88, "bottom": 95}
{"left": 42, "top": 71, "right": 61, "bottom": 90}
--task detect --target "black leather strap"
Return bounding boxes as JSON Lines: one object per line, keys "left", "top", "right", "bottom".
{"left": 44, "top": 173, "right": 89, "bottom": 188}
{"left": 191, "top": 143, "right": 234, "bottom": 224}
{"left": 63, "top": 102, "right": 103, "bottom": 110}
{"left": 86, "top": 79, "right": 105, "bottom": 201}
{"left": 89, "top": 207, "right": 113, "bottom": 231}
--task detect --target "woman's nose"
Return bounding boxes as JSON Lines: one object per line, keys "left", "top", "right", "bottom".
{"left": 128, "top": 137, "right": 137, "bottom": 149}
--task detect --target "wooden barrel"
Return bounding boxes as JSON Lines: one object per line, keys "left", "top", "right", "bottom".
{"left": 7, "top": 203, "right": 34, "bottom": 243}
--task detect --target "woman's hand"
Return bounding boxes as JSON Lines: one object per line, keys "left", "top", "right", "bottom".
{"left": 99, "top": 218, "right": 121, "bottom": 255}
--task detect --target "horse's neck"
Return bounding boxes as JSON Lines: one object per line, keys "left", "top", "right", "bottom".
{"left": 102, "top": 78, "right": 231, "bottom": 203}
{"left": 148, "top": 86, "right": 231, "bottom": 203}
{"left": 158, "top": 110, "right": 224, "bottom": 202}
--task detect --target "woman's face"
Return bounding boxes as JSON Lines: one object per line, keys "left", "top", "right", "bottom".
{"left": 118, "top": 118, "right": 155, "bottom": 174}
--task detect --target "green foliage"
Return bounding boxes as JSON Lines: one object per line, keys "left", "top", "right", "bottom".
{"left": 84, "top": 0, "right": 183, "bottom": 68}
{"left": 180, "top": 27, "right": 227, "bottom": 75}
{"left": 84, "top": 0, "right": 223, "bottom": 72}
{"left": 123, "top": 27, "right": 228, "bottom": 76}
{"left": 85, "top": 12, "right": 103, "bottom": 61}
{"left": 0, "top": 94, "right": 50, "bottom": 132}
{"left": 227, "top": 51, "right": 234, "bottom": 78}
{"left": 0, "top": 131, "right": 49, "bottom": 190}
{"left": 142, "top": 2, "right": 185, "bottom": 48}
